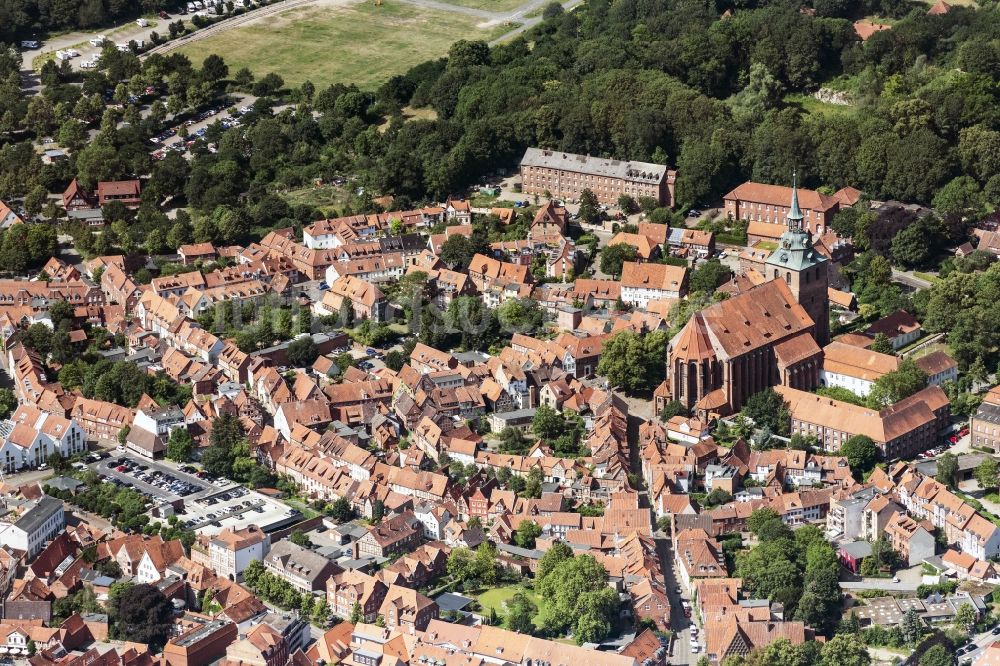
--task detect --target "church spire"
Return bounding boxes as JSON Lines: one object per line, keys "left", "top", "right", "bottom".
{"left": 787, "top": 170, "right": 804, "bottom": 231}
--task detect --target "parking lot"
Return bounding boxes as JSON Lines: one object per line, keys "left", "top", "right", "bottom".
{"left": 182, "top": 486, "right": 299, "bottom": 537}
{"left": 95, "top": 451, "right": 226, "bottom": 503}
{"left": 913, "top": 424, "right": 968, "bottom": 461}
{"left": 94, "top": 451, "right": 297, "bottom": 536}
{"left": 150, "top": 103, "right": 254, "bottom": 160}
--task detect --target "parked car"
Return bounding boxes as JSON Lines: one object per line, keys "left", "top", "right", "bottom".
{"left": 159, "top": 10, "right": 170, "bottom": 18}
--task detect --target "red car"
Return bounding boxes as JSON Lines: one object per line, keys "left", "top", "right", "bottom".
{"left": 115, "top": 465, "right": 127, "bottom": 472}
{"left": 949, "top": 435, "right": 959, "bottom": 443}
{"left": 159, "top": 10, "right": 170, "bottom": 18}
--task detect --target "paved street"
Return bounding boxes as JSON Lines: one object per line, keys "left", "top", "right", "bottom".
{"left": 956, "top": 624, "right": 1000, "bottom": 664}
{"left": 892, "top": 268, "right": 933, "bottom": 290}
{"left": 654, "top": 537, "right": 699, "bottom": 665}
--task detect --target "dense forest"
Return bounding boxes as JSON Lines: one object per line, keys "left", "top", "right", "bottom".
{"left": 1, "top": 0, "right": 1000, "bottom": 256}
{"left": 1, "top": 0, "right": 166, "bottom": 42}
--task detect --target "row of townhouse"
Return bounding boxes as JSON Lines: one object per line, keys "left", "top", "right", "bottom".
{"left": 894, "top": 466, "right": 1000, "bottom": 560}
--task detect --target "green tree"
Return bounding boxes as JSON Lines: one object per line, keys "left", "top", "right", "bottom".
{"left": 955, "top": 602, "right": 977, "bottom": 633}
{"left": 840, "top": 435, "right": 878, "bottom": 478}
{"left": 599, "top": 243, "right": 637, "bottom": 279}
{"left": 328, "top": 497, "right": 354, "bottom": 522}
{"left": 578, "top": 189, "right": 601, "bottom": 225}
{"left": 690, "top": 258, "right": 731, "bottom": 293}
{"left": 819, "top": 633, "right": 871, "bottom": 666}
{"left": 166, "top": 428, "right": 194, "bottom": 463}
{"left": 532, "top": 405, "right": 564, "bottom": 440}
{"left": 919, "top": 644, "right": 952, "bottom": 666}
{"left": 869, "top": 333, "right": 893, "bottom": 354}
{"left": 933, "top": 176, "right": 986, "bottom": 224}
{"left": 537, "top": 541, "right": 573, "bottom": 581}
{"left": 596, "top": 329, "right": 668, "bottom": 393}
{"left": 741, "top": 389, "right": 791, "bottom": 436}
{"left": 289, "top": 529, "right": 311, "bottom": 548}
{"left": 900, "top": 607, "right": 923, "bottom": 645}
{"left": 706, "top": 488, "right": 733, "bottom": 507}
{"left": 936, "top": 452, "right": 959, "bottom": 488}
{"left": 0, "top": 389, "right": 16, "bottom": 419}
{"left": 976, "top": 457, "right": 999, "bottom": 491}
{"left": 504, "top": 592, "right": 536, "bottom": 633}
{"left": 536, "top": 554, "right": 617, "bottom": 644}
{"left": 312, "top": 598, "right": 329, "bottom": 626}
{"left": 867, "top": 358, "right": 927, "bottom": 408}
{"left": 515, "top": 520, "right": 542, "bottom": 548}
{"left": 659, "top": 400, "right": 686, "bottom": 422}
{"left": 440, "top": 235, "right": 475, "bottom": 270}
{"left": 287, "top": 336, "right": 319, "bottom": 367}
{"left": 891, "top": 216, "right": 945, "bottom": 269}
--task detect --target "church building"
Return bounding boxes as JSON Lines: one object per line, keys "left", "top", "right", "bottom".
{"left": 666, "top": 180, "right": 829, "bottom": 415}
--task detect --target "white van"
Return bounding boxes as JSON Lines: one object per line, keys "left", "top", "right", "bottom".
{"left": 89, "top": 36, "right": 106, "bottom": 47}
{"left": 136, "top": 18, "right": 149, "bottom": 27}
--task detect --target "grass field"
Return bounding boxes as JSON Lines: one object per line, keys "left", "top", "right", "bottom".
{"left": 906, "top": 340, "right": 952, "bottom": 360}
{"left": 176, "top": 2, "right": 515, "bottom": 90}
{"left": 283, "top": 183, "right": 353, "bottom": 215}
{"left": 442, "top": 0, "right": 529, "bottom": 11}
{"left": 476, "top": 585, "right": 543, "bottom": 626}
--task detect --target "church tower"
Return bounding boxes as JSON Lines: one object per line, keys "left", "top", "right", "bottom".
{"left": 765, "top": 176, "right": 830, "bottom": 345}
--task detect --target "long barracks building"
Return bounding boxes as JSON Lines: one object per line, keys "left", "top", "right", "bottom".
{"left": 519, "top": 147, "right": 676, "bottom": 207}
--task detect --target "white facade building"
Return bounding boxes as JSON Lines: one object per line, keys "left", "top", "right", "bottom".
{"left": 0, "top": 496, "right": 65, "bottom": 558}
{"left": 0, "top": 406, "right": 85, "bottom": 473}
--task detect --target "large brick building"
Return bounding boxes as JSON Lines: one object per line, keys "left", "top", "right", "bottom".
{"left": 667, "top": 279, "right": 822, "bottom": 415}
{"left": 972, "top": 385, "right": 1000, "bottom": 452}
{"left": 776, "top": 384, "right": 950, "bottom": 460}
{"left": 724, "top": 181, "right": 839, "bottom": 234}
{"left": 519, "top": 147, "right": 676, "bottom": 207}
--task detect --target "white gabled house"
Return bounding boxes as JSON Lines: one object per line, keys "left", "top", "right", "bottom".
{"left": 0, "top": 405, "right": 85, "bottom": 473}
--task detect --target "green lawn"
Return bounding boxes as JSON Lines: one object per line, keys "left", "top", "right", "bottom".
{"left": 912, "top": 271, "right": 940, "bottom": 284}
{"left": 176, "top": 2, "right": 516, "bottom": 90}
{"left": 476, "top": 585, "right": 543, "bottom": 625}
{"left": 905, "top": 340, "right": 952, "bottom": 360}
{"left": 281, "top": 495, "right": 321, "bottom": 519}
